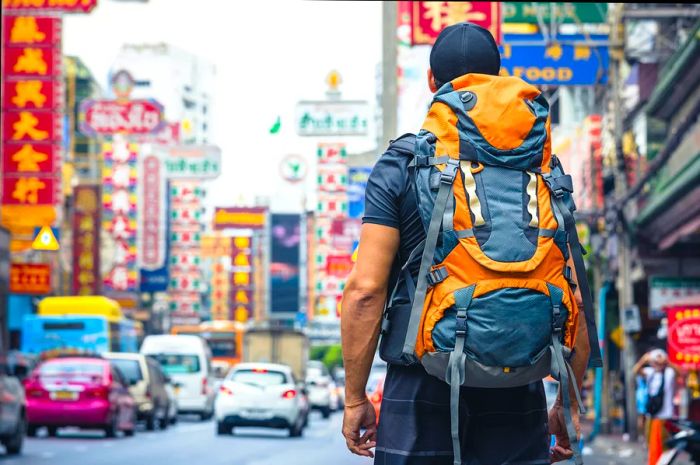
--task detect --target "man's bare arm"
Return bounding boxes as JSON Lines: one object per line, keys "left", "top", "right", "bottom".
{"left": 341, "top": 223, "right": 399, "bottom": 406}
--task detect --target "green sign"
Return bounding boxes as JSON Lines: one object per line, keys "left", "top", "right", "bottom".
{"left": 503, "top": 2, "right": 608, "bottom": 24}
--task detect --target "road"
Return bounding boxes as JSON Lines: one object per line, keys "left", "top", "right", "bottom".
{"left": 1, "top": 412, "right": 366, "bottom": 465}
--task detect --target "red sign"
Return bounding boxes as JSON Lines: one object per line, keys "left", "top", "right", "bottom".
{"left": 667, "top": 303, "right": 700, "bottom": 369}
{"left": 2, "top": 176, "right": 55, "bottom": 205}
{"left": 2, "top": 0, "right": 98, "bottom": 13}
{"left": 3, "top": 110, "right": 60, "bottom": 142}
{"left": 326, "top": 254, "right": 354, "bottom": 278}
{"left": 409, "top": 1, "right": 502, "bottom": 46}
{"left": 2, "top": 46, "right": 62, "bottom": 78}
{"left": 2, "top": 142, "right": 59, "bottom": 175}
{"left": 72, "top": 186, "right": 101, "bottom": 295}
{"left": 10, "top": 263, "right": 51, "bottom": 294}
{"left": 3, "top": 79, "right": 62, "bottom": 110}
{"left": 79, "top": 99, "right": 165, "bottom": 136}
{"left": 2, "top": 16, "right": 62, "bottom": 46}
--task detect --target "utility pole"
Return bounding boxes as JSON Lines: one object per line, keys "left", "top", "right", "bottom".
{"left": 610, "top": 3, "right": 638, "bottom": 442}
{"left": 381, "top": 1, "right": 398, "bottom": 149}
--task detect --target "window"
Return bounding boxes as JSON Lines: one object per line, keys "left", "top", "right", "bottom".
{"left": 109, "top": 359, "right": 142, "bottom": 385}
{"left": 230, "top": 369, "right": 287, "bottom": 387}
{"left": 151, "top": 354, "right": 200, "bottom": 374}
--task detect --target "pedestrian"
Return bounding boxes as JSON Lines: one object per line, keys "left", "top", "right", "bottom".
{"left": 340, "top": 22, "right": 596, "bottom": 465}
{"left": 633, "top": 349, "right": 677, "bottom": 465}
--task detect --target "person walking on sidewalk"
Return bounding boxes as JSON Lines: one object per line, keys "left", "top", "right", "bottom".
{"left": 634, "top": 349, "right": 677, "bottom": 465}
{"left": 340, "top": 22, "right": 596, "bottom": 465}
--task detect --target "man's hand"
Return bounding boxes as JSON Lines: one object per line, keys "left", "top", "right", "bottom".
{"left": 342, "top": 399, "right": 377, "bottom": 458}
{"left": 548, "top": 403, "right": 580, "bottom": 463}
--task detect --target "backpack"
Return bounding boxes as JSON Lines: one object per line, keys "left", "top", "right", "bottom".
{"left": 378, "top": 73, "right": 602, "bottom": 465}
{"left": 646, "top": 370, "right": 666, "bottom": 416}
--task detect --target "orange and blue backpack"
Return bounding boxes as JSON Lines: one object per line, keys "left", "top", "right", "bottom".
{"left": 378, "top": 73, "right": 602, "bottom": 465}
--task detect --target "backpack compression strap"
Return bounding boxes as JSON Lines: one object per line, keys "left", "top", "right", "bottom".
{"left": 543, "top": 173, "right": 603, "bottom": 368}
{"left": 402, "top": 158, "right": 460, "bottom": 361}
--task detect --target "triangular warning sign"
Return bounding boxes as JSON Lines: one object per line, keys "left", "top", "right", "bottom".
{"left": 32, "top": 226, "right": 60, "bottom": 251}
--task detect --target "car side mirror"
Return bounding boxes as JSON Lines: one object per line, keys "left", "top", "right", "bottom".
{"left": 129, "top": 379, "right": 139, "bottom": 386}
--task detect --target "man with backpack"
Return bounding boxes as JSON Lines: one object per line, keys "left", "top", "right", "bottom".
{"left": 341, "top": 22, "right": 600, "bottom": 465}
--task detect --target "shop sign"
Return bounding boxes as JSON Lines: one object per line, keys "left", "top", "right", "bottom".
{"left": 201, "top": 234, "right": 232, "bottom": 258}
{"left": 72, "top": 185, "right": 100, "bottom": 295}
{"left": 503, "top": 2, "right": 608, "bottom": 24}
{"left": 326, "top": 254, "right": 353, "bottom": 278}
{"left": 138, "top": 153, "right": 166, "bottom": 270}
{"left": 280, "top": 154, "right": 307, "bottom": 183}
{"left": 295, "top": 101, "right": 369, "bottom": 136}
{"left": 500, "top": 34, "right": 609, "bottom": 86}
{"left": 408, "top": 1, "right": 501, "bottom": 46}
{"left": 213, "top": 207, "right": 267, "bottom": 230}
{"left": 667, "top": 304, "right": 700, "bottom": 369}
{"left": 10, "top": 263, "right": 51, "bottom": 294}
{"left": 317, "top": 143, "right": 347, "bottom": 165}
{"left": 79, "top": 99, "right": 164, "bottom": 136}
{"left": 317, "top": 192, "right": 348, "bottom": 218}
{"left": 650, "top": 277, "right": 700, "bottom": 319}
{"left": 161, "top": 145, "right": 221, "bottom": 180}
{"left": 2, "top": 0, "right": 98, "bottom": 13}
{"left": 317, "top": 164, "right": 348, "bottom": 192}
{"left": 3, "top": 79, "right": 62, "bottom": 110}
{"left": 348, "top": 167, "right": 371, "bottom": 219}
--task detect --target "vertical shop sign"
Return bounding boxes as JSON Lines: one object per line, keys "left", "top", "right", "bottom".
{"left": 72, "top": 185, "right": 100, "bottom": 295}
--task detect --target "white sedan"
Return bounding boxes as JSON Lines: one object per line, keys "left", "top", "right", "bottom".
{"left": 215, "top": 363, "right": 308, "bottom": 437}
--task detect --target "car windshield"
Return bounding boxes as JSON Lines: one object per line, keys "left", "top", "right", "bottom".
{"left": 151, "top": 354, "right": 200, "bottom": 374}
{"left": 231, "top": 369, "right": 286, "bottom": 387}
{"left": 109, "top": 359, "right": 142, "bottom": 384}
{"left": 39, "top": 361, "right": 103, "bottom": 382}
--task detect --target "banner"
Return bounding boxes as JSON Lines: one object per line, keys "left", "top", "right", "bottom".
{"left": 270, "top": 214, "right": 301, "bottom": 316}
{"left": 102, "top": 139, "right": 138, "bottom": 292}
{"left": 2, "top": 0, "right": 98, "bottom": 12}
{"left": 79, "top": 99, "right": 165, "bottom": 136}
{"left": 502, "top": 2, "right": 608, "bottom": 24}
{"left": 72, "top": 185, "right": 100, "bottom": 295}
{"left": 213, "top": 207, "right": 267, "bottom": 230}
{"left": 500, "top": 34, "right": 609, "bottom": 86}
{"left": 230, "top": 235, "right": 254, "bottom": 322}
{"left": 10, "top": 263, "right": 50, "bottom": 294}
{"left": 159, "top": 145, "right": 221, "bottom": 180}
{"left": 409, "top": 1, "right": 501, "bottom": 46}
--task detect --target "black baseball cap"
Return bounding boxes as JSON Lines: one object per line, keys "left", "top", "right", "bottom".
{"left": 429, "top": 22, "right": 501, "bottom": 87}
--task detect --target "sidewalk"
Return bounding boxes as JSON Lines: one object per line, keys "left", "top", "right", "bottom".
{"left": 584, "top": 434, "right": 693, "bottom": 465}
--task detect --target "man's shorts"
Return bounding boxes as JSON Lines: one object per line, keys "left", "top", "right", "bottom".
{"left": 374, "top": 364, "right": 550, "bottom": 465}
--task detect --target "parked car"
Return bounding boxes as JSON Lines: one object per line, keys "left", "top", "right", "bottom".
{"left": 305, "top": 361, "right": 337, "bottom": 418}
{"left": 103, "top": 353, "right": 173, "bottom": 430}
{"left": 366, "top": 371, "right": 385, "bottom": 423}
{"left": 140, "top": 335, "right": 215, "bottom": 420}
{"left": 215, "top": 363, "right": 309, "bottom": 437}
{"left": 24, "top": 357, "right": 136, "bottom": 437}
{"left": 0, "top": 360, "right": 26, "bottom": 455}
{"left": 333, "top": 367, "right": 346, "bottom": 409}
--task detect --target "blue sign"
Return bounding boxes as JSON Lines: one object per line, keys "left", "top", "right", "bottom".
{"left": 348, "top": 167, "right": 372, "bottom": 219}
{"left": 500, "top": 34, "right": 609, "bottom": 86}
{"left": 140, "top": 180, "right": 171, "bottom": 292}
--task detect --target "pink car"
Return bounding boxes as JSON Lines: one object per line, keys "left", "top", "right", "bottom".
{"left": 24, "top": 357, "right": 136, "bottom": 437}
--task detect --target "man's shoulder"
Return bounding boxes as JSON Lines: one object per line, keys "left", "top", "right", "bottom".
{"left": 386, "top": 133, "right": 416, "bottom": 157}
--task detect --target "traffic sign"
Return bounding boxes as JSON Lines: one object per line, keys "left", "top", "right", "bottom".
{"left": 32, "top": 225, "right": 59, "bottom": 251}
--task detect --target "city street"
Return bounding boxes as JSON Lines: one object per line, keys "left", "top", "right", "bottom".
{"left": 3, "top": 413, "right": 365, "bottom": 465}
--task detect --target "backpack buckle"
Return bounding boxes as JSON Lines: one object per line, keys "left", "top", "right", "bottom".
{"left": 455, "top": 314, "right": 467, "bottom": 337}
{"left": 552, "top": 304, "right": 563, "bottom": 334}
{"left": 440, "top": 159, "right": 458, "bottom": 184}
{"left": 427, "top": 266, "right": 448, "bottom": 287}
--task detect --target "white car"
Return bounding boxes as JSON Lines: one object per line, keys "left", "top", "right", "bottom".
{"left": 140, "top": 335, "right": 216, "bottom": 420}
{"left": 215, "top": 363, "right": 308, "bottom": 437}
{"left": 305, "top": 361, "right": 338, "bottom": 418}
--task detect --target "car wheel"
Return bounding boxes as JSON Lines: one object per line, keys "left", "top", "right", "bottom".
{"left": 303, "top": 412, "right": 309, "bottom": 427}
{"left": 158, "top": 411, "right": 169, "bottom": 430}
{"left": 26, "top": 425, "right": 38, "bottom": 438}
{"left": 200, "top": 410, "right": 213, "bottom": 421}
{"left": 169, "top": 413, "right": 178, "bottom": 425}
{"left": 216, "top": 422, "right": 229, "bottom": 435}
{"left": 289, "top": 419, "right": 303, "bottom": 438}
{"left": 4, "top": 413, "right": 25, "bottom": 455}
{"left": 145, "top": 413, "right": 156, "bottom": 431}
{"left": 124, "top": 428, "right": 135, "bottom": 437}
{"left": 46, "top": 426, "right": 58, "bottom": 437}
{"left": 321, "top": 406, "right": 331, "bottom": 419}
{"left": 104, "top": 415, "right": 117, "bottom": 438}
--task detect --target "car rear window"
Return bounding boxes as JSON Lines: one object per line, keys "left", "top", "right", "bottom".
{"left": 109, "top": 359, "right": 143, "bottom": 384}
{"left": 151, "top": 354, "right": 200, "bottom": 374}
{"left": 231, "top": 369, "right": 286, "bottom": 387}
{"left": 40, "top": 361, "right": 104, "bottom": 381}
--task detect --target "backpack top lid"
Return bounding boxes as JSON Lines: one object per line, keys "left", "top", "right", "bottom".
{"left": 422, "top": 73, "right": 552, "bottom": 173}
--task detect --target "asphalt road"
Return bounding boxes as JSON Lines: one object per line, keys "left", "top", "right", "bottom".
{"left": 0, "top": 412, "right": 367, "bottom": 465}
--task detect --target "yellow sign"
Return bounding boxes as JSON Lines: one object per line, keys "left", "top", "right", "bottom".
{"left": 31, "top": 225, "right": 59, "bottom": 251}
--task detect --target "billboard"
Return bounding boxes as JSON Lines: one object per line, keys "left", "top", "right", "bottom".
{"left": 408, "top": 1, "right": 502, "bottom": 46}
{"left": 72, "top": 185, "right": 100, "bottom": 295}
{"left": 270, "top": 214, "right": 302, "bottom": 316}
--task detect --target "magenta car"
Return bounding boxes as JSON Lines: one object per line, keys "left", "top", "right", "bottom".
{"left": 24, "top": 357, "right": 136, "bottom": 437}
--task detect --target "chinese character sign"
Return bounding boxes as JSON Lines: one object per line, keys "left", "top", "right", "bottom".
{"left": 230, "top": 235, "right": 255, "bottom": 322}
{"left": 10, "top": 263, "right": 51, "bottom": 294}
{"left": 138, "top": 152, "right": 166, "bottom": 270}
{"left": 102, "top": 139, "right": 138, "bottom": 292}
{"left": 1, "top": 15, "right": 62, "bottom": 208}
{"left": 2, "top": 0, "right": 98, "bottom": 13}
{"left": 409, "top": 2, "right": 502, "bottom": 46}
{"left": 72, "top": 185, "right": 100, "bottom": 295}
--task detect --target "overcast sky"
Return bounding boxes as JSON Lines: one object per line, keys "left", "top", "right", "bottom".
{"left": 63, "top": 0, "right": 384, "bottom": 210}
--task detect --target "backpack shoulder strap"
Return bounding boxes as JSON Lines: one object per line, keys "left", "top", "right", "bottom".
{"left": 387, "top": 133, "right": 417, "bottom": 157}
{"left": 544, "top": 156, "right": 603, "bottom": 368}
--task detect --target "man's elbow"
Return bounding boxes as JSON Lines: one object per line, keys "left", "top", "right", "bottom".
{"left": 343, "top": 278, "right": 386, "bottom": 309}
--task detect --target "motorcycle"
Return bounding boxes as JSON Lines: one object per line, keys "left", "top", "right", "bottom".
{"left": 657, "top": 420, "right": 700, "bottom": 465}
